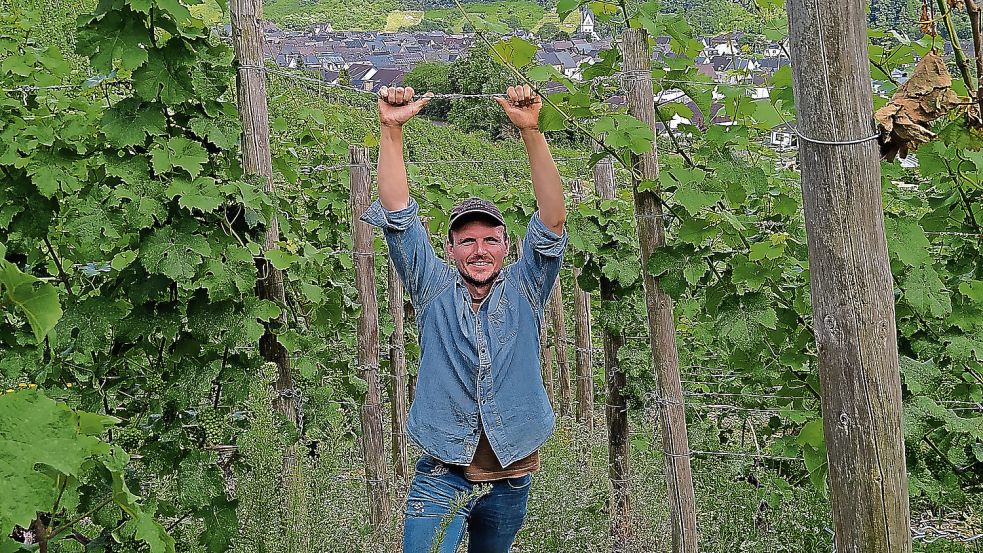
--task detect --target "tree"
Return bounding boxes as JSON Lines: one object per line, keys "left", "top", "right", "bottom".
{"left": 446, "top": 46, "right": 511, "bottom": 137}
{"left": 402, "top": 61, "right": 452, "bottom": 119}
{"left": 537, "top": 22, "right": 569, "bottom": 42}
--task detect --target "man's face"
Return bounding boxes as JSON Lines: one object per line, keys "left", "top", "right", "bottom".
{"left": 447, "top": 219, "right": 509, "bottom": 287}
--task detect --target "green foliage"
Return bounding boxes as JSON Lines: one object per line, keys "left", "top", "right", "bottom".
{"left": 262, "top": 0, "right": 398, "bottom": 30}
{"left": 0, "top": 257, "right": 63, "bottom": 342}
{"left": 0, "top": 389, "right": 173, "bottom": 553}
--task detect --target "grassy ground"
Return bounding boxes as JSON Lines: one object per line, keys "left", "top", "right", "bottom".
{"left": 385, "top": 10, "right": 425, "bottom": 32}
{"left": 254, "top": 412, "right": 980, "bottom": 552}
{"left": 263, "top": 0, "right": 399, "bottom": 30}
{"left": 530, "top": 7, "right": 582, "bottom": 33}
{"left": 423, "top": 0, "right": 547, "bottom": 33}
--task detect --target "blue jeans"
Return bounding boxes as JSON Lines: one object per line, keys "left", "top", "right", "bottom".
{"left": 402, "top": 455, "right": 533, "bottom": 553}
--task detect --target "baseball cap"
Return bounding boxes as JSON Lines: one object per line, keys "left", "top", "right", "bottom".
{"left": 447, "top": 197, "right": 506, "bottom": 232}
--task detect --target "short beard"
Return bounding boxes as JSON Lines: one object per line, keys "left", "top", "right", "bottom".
{"left": 460, "top": 267, "right": 501, "bottom": 287}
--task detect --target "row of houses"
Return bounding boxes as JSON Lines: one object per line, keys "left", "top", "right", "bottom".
{"left": 247, "top": 21, "right": 794, "bottom": 95}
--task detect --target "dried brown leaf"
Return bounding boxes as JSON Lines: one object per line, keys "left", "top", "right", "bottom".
{"left": 875, "top": 52, "right": 963, "bottom": 160}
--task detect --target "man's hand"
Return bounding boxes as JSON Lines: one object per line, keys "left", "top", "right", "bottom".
{"left": 378, "top": 86, "right": 432, "bottom": 128}
{"left": 495, "top": 84, "right": 542, "bottom": 132}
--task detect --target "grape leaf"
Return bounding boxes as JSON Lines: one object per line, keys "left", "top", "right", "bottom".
{"left": 667, "top": 167, "right": 721, "bottom": 214}
{"left": 78, "top": 11, "right": 149, "bottom": 72}
{"left": 796, "top": 418, "right": 825, "bottom": 448}
{"left": 903, "top": 265, "right": 952, "bottom": 318}
{"left": 490, "top": 37, "right": 537, "bottom": 68}
{"left": 715, "top": 292, "right": 779, "bottom": 350}
{"left": 101, "top": 98, "right": 166, "bottom": 148}
{"left": 151, "top": 137, "right": 209, "bottom": 178}
{"left": 139, "top": 224, "right": 212, "bottom": 282}
{"left": 190, "top": 116, "right": 239, "bottom": 150}
{"left": 133, "top": 43, "right": 195, "bottom": 105}
{"left": 899, "top": 356, "right": 941, "bottom": 395}
{"left": 884, "top": 217, "right": 931, "bottom": 267}
{"left": 945, "top": 334, "right": 983, "bottom": 362}
{"left": 959, "top": 280, "right": 983, "bottom": 302}
{"left": 0, "top": 260, "right": 62, "bottom": 342}
{"left": 166, "top": 176, "right": 224, "bottom": 212}
{"left": 0, "top": 390, "right": 113, "bottom": 532}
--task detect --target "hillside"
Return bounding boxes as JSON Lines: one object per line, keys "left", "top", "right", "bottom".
{"left": 258, "top": 0, "right": 579, "bottom": 32}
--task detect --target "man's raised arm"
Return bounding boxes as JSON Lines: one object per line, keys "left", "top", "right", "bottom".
{"left": 495, "top": 84, "right": 566, "bottom": 234}
{"left": 377, "top": 86, "right": 431, "bottom": 211}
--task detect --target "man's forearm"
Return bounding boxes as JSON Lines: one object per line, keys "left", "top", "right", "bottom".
{"left": 521, "top": 128, "right": 565, "bottom": 234}
{"left": 377, "top": 125, "right": 410, "bottom": 211}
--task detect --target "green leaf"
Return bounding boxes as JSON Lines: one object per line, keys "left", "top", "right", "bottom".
{"left": 749, "top": 240, "right": 785, "bottom": 261}
{"left": 489, "top": 37, "right": 537, "bottom": 68}
{"left": 133, "top": 43, "right": 195, "bottom": 105}
{"left": 597, "top": 114, "right": 653, "bottom": 155}
{"left": 945, "top": 334, "right": 983, "bottom": 363}
{"left": 190, "top": 116, "right": 240, "bottom": 150}
{"left": 903, "top": 265, "right": 952, "bottom": 319}
{"left": 884, "top": 217, "right": 931, "bottom": 267}
{"left": 646, "top": 244, "right": 703, "bottom": 298}
{"left": 79, "top": 11, "right": 149, "bottom": 72}
{"left": 139, "top": 224, "right": 212, "bottom": 282}
{"left": 166, "top": 176, "right": 224, "bottom": 212}
{"left": 111, "top": 250, "right": 138, "bottom": 270}
{"left": 0, "top": 390, "right": 110, "bottom": 532}
{"left": 802, "top": 444, "right": 828, "bottom": 492}
{"left": 101, "top": 98, "right": 166, "bottom": 147}
{"left": 0, "top": 260, "right": 62, "bottom": 342}
{"left": 265, "top": 249, "right": 300, "bottom": 270}
{"left": 666, "top": 167, "right": 721, "bottom": 214}
{"left": 556, "top": 0, "right": 582, "bottom": 19}
{"left": 538, "top": 99, "right": 566, "bottom": 132}
{"left": 151, "top": 136, "right": 209, "bottom": 178}
{"left": 715, "top": 292, "right": 779, "bottom": 350}
{"left": 959, "top": 280, "right": 983, "bottom": 302}
{"left": 677, "top": 217, "right": 720, "bottom": 245}
{"left": 796, "top": 418, "right": 825, "bottom": 448}
{"left": 900, "top": 356, "right": 941, "bottom": 395}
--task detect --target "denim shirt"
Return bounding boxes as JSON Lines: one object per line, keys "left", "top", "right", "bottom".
{"left": 360, "top": 198, "right": 568, "bottom": 467}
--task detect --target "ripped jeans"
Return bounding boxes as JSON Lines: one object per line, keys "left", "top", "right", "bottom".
{"left": 402, "top": 455, "right": 532, "bottom": 553}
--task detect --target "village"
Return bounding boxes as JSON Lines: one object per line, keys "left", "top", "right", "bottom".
{"left": 223, "top": 7, "right": 932, "bottom": 154}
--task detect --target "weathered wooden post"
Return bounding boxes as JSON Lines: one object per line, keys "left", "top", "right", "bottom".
{"left": 785, "top": 0, "right": 912, "bottom": 550}
{"left": 229, "top": 0, "right": 295, "bottom": 424}
{"left": 592, "top": 142, "right": 632, "bottom": 549}
{"left": 550, "top": 279, "right": 572, "bottom": 417}
{"left": 622, "top": 28, "right": 699, "bottom": 553}
{"left": 570, "top": 179, "right": 595, "bottom": 429}
{"left": 350, "top": 145, "right": 390, "bottom": 526}
{"left": 388, "top": 259, "right": 410, "bottom": 481}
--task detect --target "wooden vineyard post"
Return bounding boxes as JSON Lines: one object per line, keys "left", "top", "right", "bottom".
{"left": 785, "top": 0, "right": 912, "bottom": 550}
{"left": 621, "top": 28, "right": 699, "bottom": 553}
{"left": 550, "top": 279, "right": 572, "bottom": 417}
{"left": 229, "top": 0, "right": 296, "bottom": 424}
{"left": 388, "top": 259, "right": 409, "bottom": 481}
{"left": 350, "top": 145, "right": 390, "bottom": 527}
{"left": 592, "top": 141, "right": 632, "bottom": 548}
{"left": 570, "top": 179, "right": 595, "bottom": 429}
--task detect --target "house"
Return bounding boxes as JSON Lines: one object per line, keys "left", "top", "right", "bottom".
{"left": 370, "top": 68, "right": 406, "bottom": 91}
{"left": 769, "top": 122, "right": 797, "bottom": 149}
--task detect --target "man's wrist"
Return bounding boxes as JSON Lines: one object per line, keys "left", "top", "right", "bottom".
{"left": 519, "top": 127, "right": 541, "bottom": 135}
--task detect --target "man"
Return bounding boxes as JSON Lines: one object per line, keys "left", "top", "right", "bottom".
{"left": 361, "top": 83, "right": 567, "bottom": 553}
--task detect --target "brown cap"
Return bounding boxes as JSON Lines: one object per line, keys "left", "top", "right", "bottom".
{"left": 448, "top": 197, "right": 506, "bottom": 232}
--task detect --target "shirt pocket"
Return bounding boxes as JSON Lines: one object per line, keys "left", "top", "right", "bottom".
{"left": 488, "top": 295, "right": 518, "bottom": 345}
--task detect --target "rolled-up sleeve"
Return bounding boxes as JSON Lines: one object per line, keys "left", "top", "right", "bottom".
{"left": 512, "top": 211, "right": 568, "bottom": 310}
{"left": 359, "top": 198, "right": 449, "bottom": 308}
